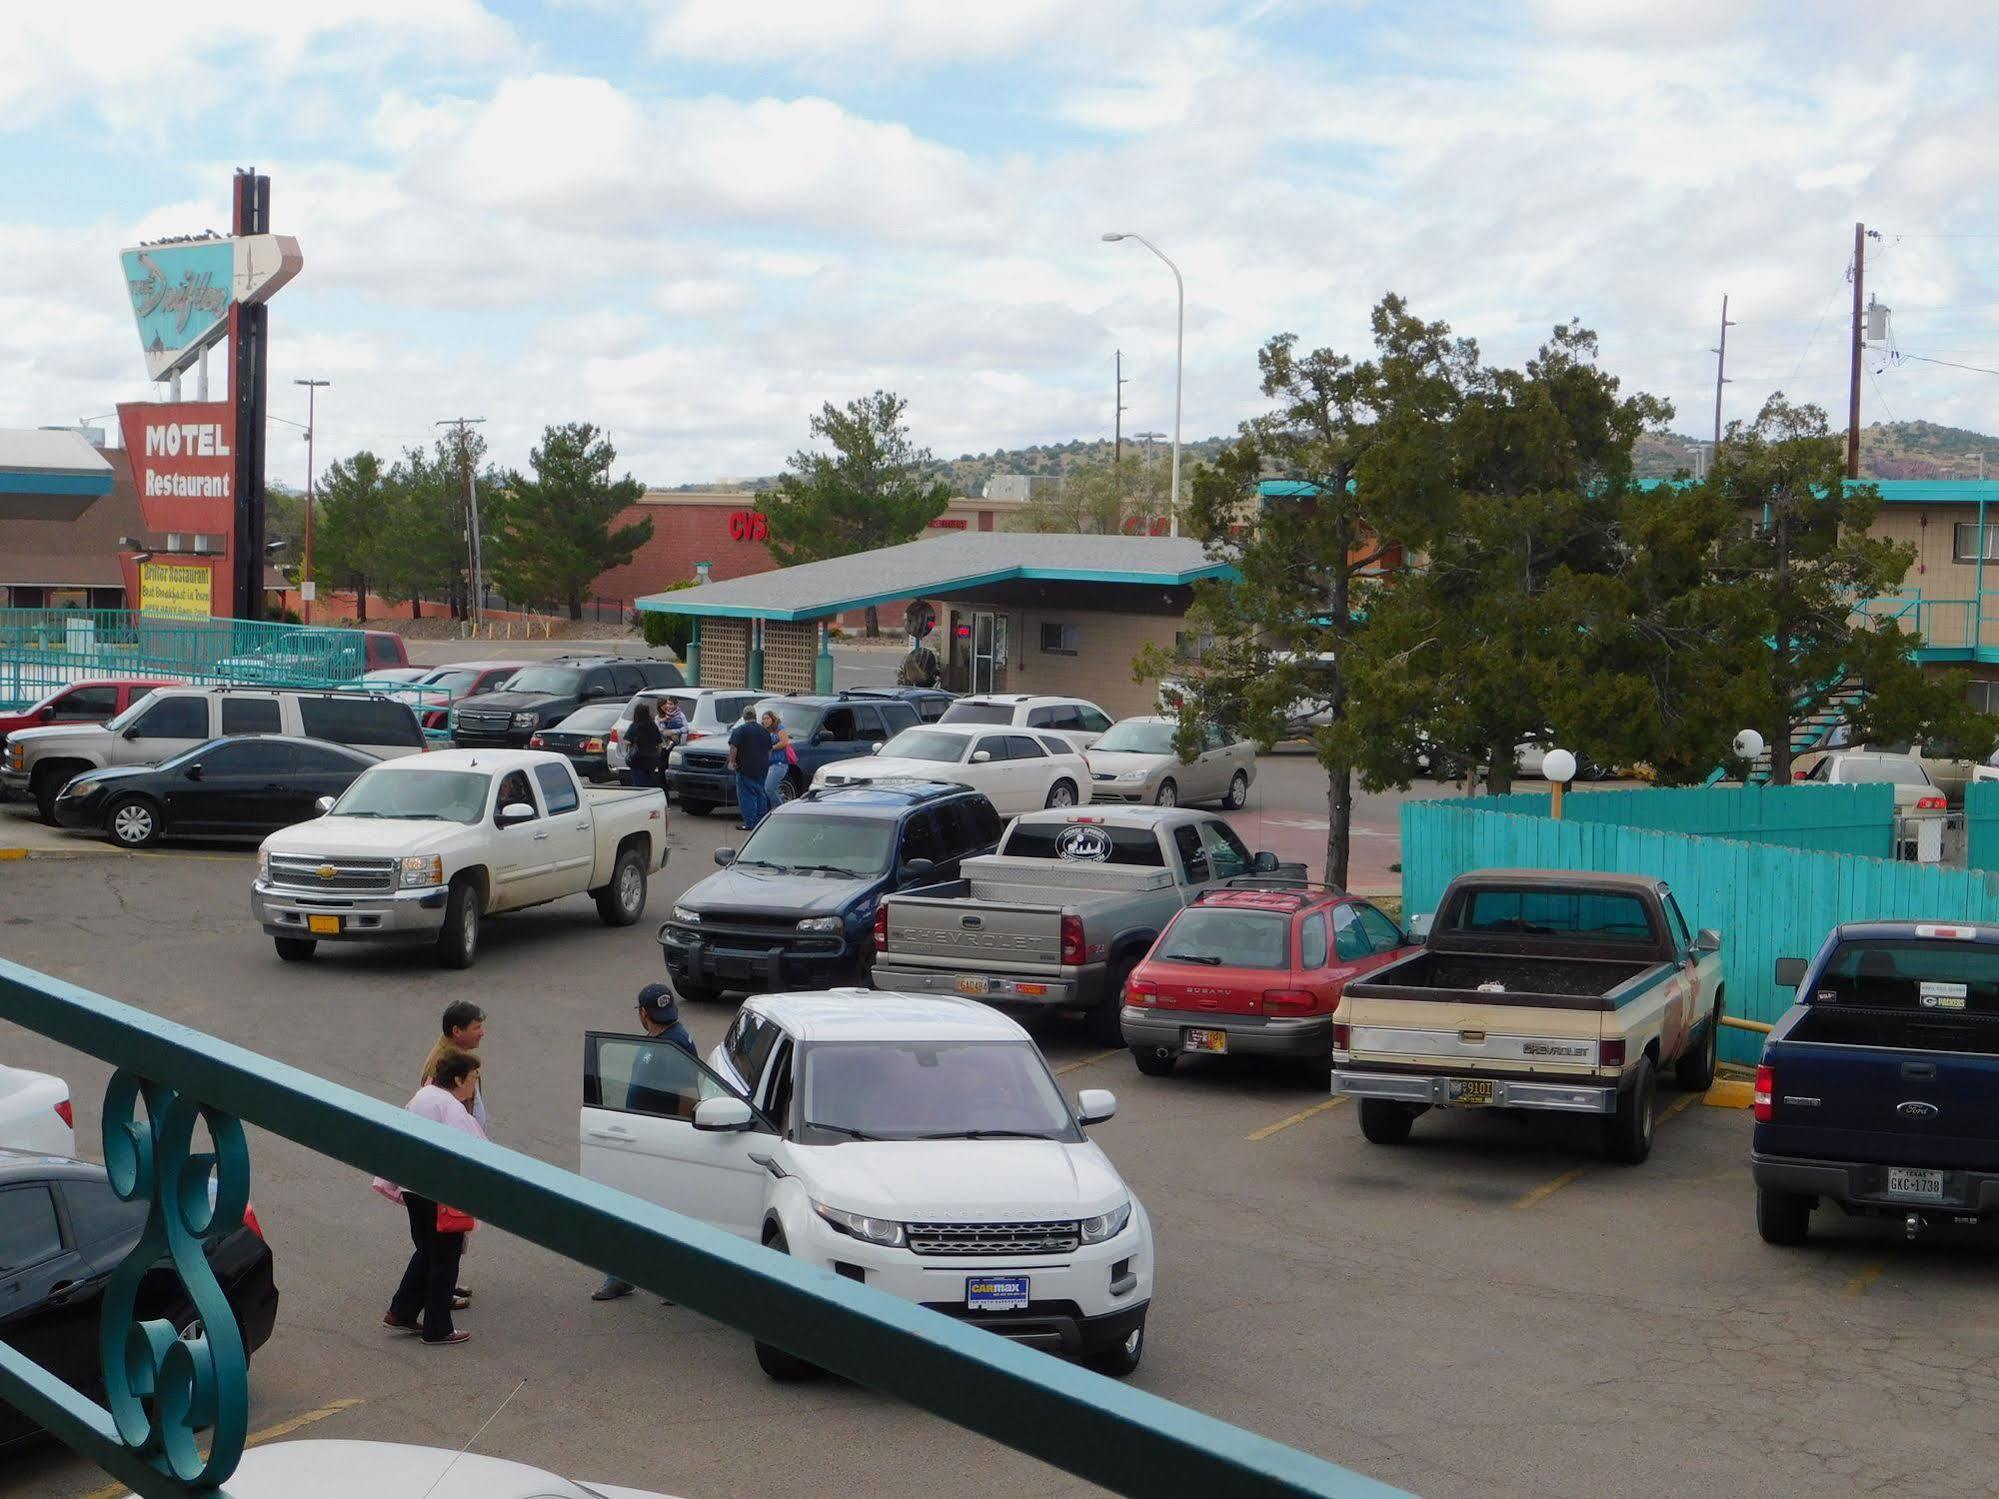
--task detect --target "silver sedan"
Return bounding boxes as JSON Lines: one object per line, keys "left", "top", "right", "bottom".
{"left": 1083, "top": 716, "right": 1256, "bottom": 808}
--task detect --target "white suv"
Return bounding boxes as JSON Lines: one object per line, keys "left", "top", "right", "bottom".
{"left": 579, "top": 990, "right": 1153, "bottom": 1379}
{"left": 0, "top": 1065, "right": 75, "bottom": 1156}
{"left": 937, "top": 694, "right": 1114, "bottom": 749}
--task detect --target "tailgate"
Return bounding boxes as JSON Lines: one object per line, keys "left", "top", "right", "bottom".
{"left": 1340, "top": 992, "right": 1607, "bottom": 1078}
{"left": 883, "top": 894, "right": 1064, "bottom": 967}
{"left": 1762, "top": 1023, "right": 1999, "bottom": 1170}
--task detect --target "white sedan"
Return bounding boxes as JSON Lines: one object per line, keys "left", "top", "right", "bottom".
{"left": 0, "top": 1063, "right": 74, "bottom": 1156}
{"left": 813, "top": 724, "right": 1089, "bottom": 813}
{"left": 117, "top": 1440, "right": 676, "bottom": 1499}
{"left": 1083, "top": 716, "right": 1256, "bottom": 808}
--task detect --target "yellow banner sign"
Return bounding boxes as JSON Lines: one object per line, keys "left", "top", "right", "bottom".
{"left": 139, "top": 562, "right": 214, "bottom": 620}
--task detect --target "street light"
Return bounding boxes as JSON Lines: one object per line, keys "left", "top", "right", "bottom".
{"left": 1542, "top": 747, "right": 1578, "bottom": 820}
{"left": 1101, "top": 231, "right": 1183, "bottom": 537}
{"left": 294, "top": 378, "right": 330, "bottom": 624}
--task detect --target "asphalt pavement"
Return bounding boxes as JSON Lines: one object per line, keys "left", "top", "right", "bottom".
{"left": 7, "top": 809, "right": 1999, "bottom": 1499}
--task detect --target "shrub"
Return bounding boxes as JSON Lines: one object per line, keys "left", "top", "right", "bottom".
{"left": 639, "top": 579, "right": 696, "bottom": 656}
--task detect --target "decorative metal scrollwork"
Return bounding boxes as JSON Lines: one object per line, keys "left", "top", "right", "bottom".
{"left": 97, "top": 1069, "right": 251, "bottom": 1486}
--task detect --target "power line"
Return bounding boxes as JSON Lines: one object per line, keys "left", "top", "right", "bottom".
{"left": 1889, "top": 350, "right": 1999, "bottom": 378}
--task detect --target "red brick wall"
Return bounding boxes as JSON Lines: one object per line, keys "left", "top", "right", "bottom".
{"left": 592, "top": 501, "right": 775, "bottom": 601}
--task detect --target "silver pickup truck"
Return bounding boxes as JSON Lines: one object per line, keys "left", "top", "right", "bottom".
{"left": 871, "top": 807, "right": 1282, "bottom": 1042}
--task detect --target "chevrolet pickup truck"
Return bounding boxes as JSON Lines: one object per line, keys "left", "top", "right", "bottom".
{"left": 1753, "top": 921, "right": 1999, "bottom": 1245}
{"left": 871, "top": 806, "right": 1282, "bottom": 1044}
{"left": 1331, "top": 869, "right": 1724, "bottom": 1163}
{"left": 252, "top": 748, "right": 667, "bottom": 968}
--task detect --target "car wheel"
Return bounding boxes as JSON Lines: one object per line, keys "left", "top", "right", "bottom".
{"left": 1130, "top": 1047, "right": 1176, "bottom": 1077}
{"left": 1358, "top": 1098, "right": 1417, "bottom": 1145}
{"left": 1675, "top": 1004, "right": 1720, "bottom": 1091}
{"left": 1154, "top": 778, "right": 1178, "bottom": 808}
{"left": 1084, "top": 1315, "right": 1145, "bottom": 1378}
{"left": 679, "top": 800, "right": 715, "bottom": 818}
{"left": 1046, "top": 779, "right": 1078, "bottom": 809}
{"left": 272, "top": 937, "right": 317, "bottom": 963}
{"left": 1296, "top": 1056, "right": 1334, "bottom": 1090}
{"left": 1086, "top": 958, "right": 1138, "bottom": 1046}
{"left": 32, "top": 766, "right": 77, "bottom": 824}
{"left": 436, "top": 877, "right": 481, "bottom": 970}
{"left": 775, "top": 775, "right": 802, "bottom": 805}
{"left": 1603, "top": 1055, "right": 1655, "bottom": 1164}
{"left": 752, "top": 1228, "right": 823, "bottom": 1381}
{"left": 594, "top": 846, "right": 648, "bottom": 927}
{"left": 1223, "top": 770, "right": 1249, "bottom": 810}
{"left": 106, "top": 795, "right": 162, "bottom": 848}
{"left": 1756, "top": 1185, "right": 1812, "bottom": 1246}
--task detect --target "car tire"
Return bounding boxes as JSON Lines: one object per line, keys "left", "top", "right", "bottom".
{"left": 1084, "top": 1315, "right": 1146, "bottom": 1378}
{"left": 1046, "top": 779, "right": 1078, "bottom": 809}
{"left": 1756, "top": 1185, "right": 1812, "bottom": 1246}
{"left": 594, "top": 845, "right": 648, "bottom": 927}
{"left": 1130, "top": 1047, "right": 1176, "bottom": 1077}
{"left": 436, "top": 877, "right": 481, "bottom": 970}
{"left": 33, "top": 765, "right": 80, "bottom": 825}
{"left": 753, "top": 1228, "right": 823, "bottom": 1382}
{"left": 105, "top": 795, "right": 162, "bottom": 848}
{"left": 1087, "top": 958, "right": 1138, "bottom": 1046}
{"left": 679, "top": 800, "right": 715, "bottom": 818}
{"left": 1223, "top": 770, "right": 1249, "bottom": 810}
{"left": 1603, "top": 1055, "right": 1656, "bottom": 1164}
{"left": 1675, "top": 1004, "right": 1720, "bottom": 1091}
{"left": 1296, "top": 1056, "right": 1334, "bottom": 1090}
{"left": 1154, "top": 779, "right": 1178, "bottom": 808}
{"left": 1358, "top": 1098, "right": 1417, "bottom": 1145}
{"left": 272, "top": 937, "right": 317, "bottom": 963}
{"left": 775, "top": 774, "right": 803, "bottom": 805}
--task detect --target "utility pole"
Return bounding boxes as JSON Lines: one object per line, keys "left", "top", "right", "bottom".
{"left": 437, "top": 417, "right": 486, "bottom": 627}
{"left": 294, "top": 379, "right": 329, "bottom": 624}
{"left": 1114, "top": 349, "right": 1128, "bottom": 467}
{"left": 1848, "top": 221, "right": 1866, "bottom": 478}
{"left": 1712, "top": 294, "right": 1734, "bottom": 451}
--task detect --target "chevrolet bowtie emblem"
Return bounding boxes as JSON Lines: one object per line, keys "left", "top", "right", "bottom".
{"left": 316, "top": 865, "right": 337, "bottom": 880}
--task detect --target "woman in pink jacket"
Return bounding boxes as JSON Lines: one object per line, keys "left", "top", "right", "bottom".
{"left": 378, "top": 1052, "right": 484, "bottom": 1346}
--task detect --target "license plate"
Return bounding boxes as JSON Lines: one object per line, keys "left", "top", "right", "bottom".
{"left": 1449, "top": 1078, "right": 1496, "bottom": 1106}
{"left": 1184, "top": 1028, "right": 1229, "bottom": 1054}
{"left": 966, "top": 1276, "right": 1029, "bottom": 1311}
{"left": 1886, "top": 1167, "right": 1946, "bottom": 1202}
{"left": 955, "top": 976, "right": 989, "bottom": 996}
{"left": 306, "top": 914, "right": 342, "bottom": 936}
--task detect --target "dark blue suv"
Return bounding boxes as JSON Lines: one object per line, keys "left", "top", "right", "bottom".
{"left": 658, "top": 779, "right": 1004, "bottom": 1000}
{"left": 667, "top": 694, "right": 920, "bottom": 816}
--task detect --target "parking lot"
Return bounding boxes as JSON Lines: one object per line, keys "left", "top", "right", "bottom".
{"left": 6, "top": 782, "right": 1999, "bottom": 1499}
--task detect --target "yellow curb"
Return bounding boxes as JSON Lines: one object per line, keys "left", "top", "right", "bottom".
{"left": 0, "top": 849, "right": 25, "bottom": 860}
{"left": 1704, "top": 1078, "right": 1755, "bottom": 1109}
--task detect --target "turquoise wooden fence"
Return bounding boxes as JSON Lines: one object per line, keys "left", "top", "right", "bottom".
{"left": 1403, "top": 790, "right": 1999, "bottom": 1064}
{"left": 1474, "top": 783, "right": 1893, "bottom": 856}
{"left": 1966, "top": 781, "right": 1999, "bottom": 871}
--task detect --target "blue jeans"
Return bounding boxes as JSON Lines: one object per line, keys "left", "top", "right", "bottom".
{"left": 764, "top": 761, "right": 788, "bottom": 804}
{"left": 736, "top": 772, "right": 769, "bottom": 827}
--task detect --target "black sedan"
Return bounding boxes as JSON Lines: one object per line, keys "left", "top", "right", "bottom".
{"left": 0, "top": 1149, "right": 279, "bottom": 1450}
{"left": 51, "top": 735, "right": 378, "bottom": 848}
{"left": 528, "top": 703, "right": 625, "bottom": 784}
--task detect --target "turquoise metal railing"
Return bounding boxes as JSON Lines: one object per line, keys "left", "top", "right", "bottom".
{"left": 0, "top": 957, "right": 1401, "bottom": 1499}
{"left": 0, "top": 610, "right": 369, "bottom": 710}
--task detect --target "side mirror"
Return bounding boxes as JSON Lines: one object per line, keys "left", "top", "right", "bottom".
{"left": 693, "top": 1096, "right": 755, "bottom": 1133}
{"left": 1774, "top": 957, "right": 1807, "bottom": 987}
{"left": 122, "top": 725, "right": 141, "bottom": 740}
{"left": 315, "top": 795, "right": 336, "bottom": 815}
{"left": 714, "top": 847, "right": 737, "bottom": 867}
{"left": 36, "top": 705, "right": 54, "bottom": 721}
{"left": 1252, "top": 850, "right": 1280, "bottom": 873}
{"left": 971, "top": 750, "right": 993, "bottom": 764}
{"left": 869, "top": 743, "right": 882, "bottom": 754}
{"left": 497, "top": 801, "right": 536, "bottom": 827}
{"left": 185, "top": 763, "right": 204, "bottom": 782}
{"left": 902, "top": 857, "right": 934, "bottom": 879}
{"left": 1076, "top": 1088, "right": 1118, "bottom": 1126}
{"left": 1692, "top": 928, "right": 1722, "bottom": 955}
{"left": 815, "top": 730, "right": 835, "bottom": 745}
{"left": 1407, "top": 913, "right": 1433, "bottom": 943}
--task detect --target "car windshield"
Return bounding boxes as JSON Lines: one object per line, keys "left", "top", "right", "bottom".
{"left": 733, "top": 813, "right": 894, "bottom": 876}
{"left": 1837, "top": 756, "right": 1928, "bottom": 784}
{"left": 878, "top": 729, "right": 968, "bottom": 764}
{"left": 503, "top": 666, "right": 584, "bottom": 695}
{"left": 757, "top": 700, "right": 822, "bottom": 735}
{"left": 1092, "top": 720, "right": 1177, "bottom": 755}
{"left": 554, "top": 704, "right": 624, "bottom": 731}
{"left": 1157, "top": 908, "right": 1291, "bottom": 967}
{"left": 939, "top": 702, "right": 1011, "bottom": 725}
{"left": 798, "top": 1039, "right": 1082, "bottom": 1142}
{"left": 331, "top": 769, "right": 488, "bottom": 823}
{"left": 420, "top": 669, "right": 481, "bottom": 695}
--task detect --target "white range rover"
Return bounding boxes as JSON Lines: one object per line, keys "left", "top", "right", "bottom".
{"left": 579, "top": 990, "right": 1153, "bottom": 1379}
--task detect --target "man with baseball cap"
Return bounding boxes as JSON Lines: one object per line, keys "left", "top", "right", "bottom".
{"left": 591, "top": 982, "right": 698, "bottom": 1302}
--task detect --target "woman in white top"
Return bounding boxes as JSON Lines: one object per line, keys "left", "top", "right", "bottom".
{"left": 380, "top": 1052, "right": 483, "bottom": 1346}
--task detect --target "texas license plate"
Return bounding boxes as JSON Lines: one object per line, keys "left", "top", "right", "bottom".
{"left": 966, "top": 1276, "right": 1029, "bottom": 1311}
{"left": 1449, "top": 1078, "right": 1496, "bottom": 1106}
{"left": 1886, "top": 1167, "right": 1946, "bottom": 1202}
{"left": 1184, "top": 1028, "right": 1229, "bottom": 1054}
{"left": 306, "top": 914, "right": 342, "bottom": 936}
{"left": 955, "top": 976, "right": 989, "bottom": 996}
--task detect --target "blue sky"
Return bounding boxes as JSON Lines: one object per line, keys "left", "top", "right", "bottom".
{"left": 6, "top": 1, "right": 1999, "bottom": 488}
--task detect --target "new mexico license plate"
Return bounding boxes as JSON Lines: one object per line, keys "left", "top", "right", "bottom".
{"left": 1886, "top": 1167, "right": 1946, "bottom": 1202}
{"left": 1184, "top": 1028, "right": 1229, "bottom": 1054}
{"left": 306, "top": 914, "right": 342, "bottom": 936}
{"left": 966, "top": 1276, "right": 1029, "bottom": 1311}
{"left": 1448, "top": 1078, "right": 1496, "bottom": 1106}
{"left": 955, "top": 976, "right": 989, "bottom": 996}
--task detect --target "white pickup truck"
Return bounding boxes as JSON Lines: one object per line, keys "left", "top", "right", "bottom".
{"left": 252, "top": 748, "right": 667, "bottom": 968}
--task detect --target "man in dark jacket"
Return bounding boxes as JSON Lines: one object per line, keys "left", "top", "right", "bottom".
{"left": 592, "top": 983, "right": 700, "bottom": 1302}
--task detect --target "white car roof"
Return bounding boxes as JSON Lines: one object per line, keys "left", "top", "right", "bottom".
{"left": 370, "top": 748, "right": 554, "bottom": 774}
{"left": 890, "top": 722, "right": 994, "bottom": 740}
{"left": 961, "top": 694, "right": 1091, "bottom": 708}
{"left": 742, "top": 989, "right": 1032, "bottom": 1043}
{"left": 116, "top": 1439, "right": 677, "bottom": 1499}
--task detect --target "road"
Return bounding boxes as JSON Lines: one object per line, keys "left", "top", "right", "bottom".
{"left": 7, "top": 814, "right": 1999, "bottom": 1498}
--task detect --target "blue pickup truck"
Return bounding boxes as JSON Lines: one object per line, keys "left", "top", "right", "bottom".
{"left": 1753, "top": 920, "right": 1999, "bottom": 1245}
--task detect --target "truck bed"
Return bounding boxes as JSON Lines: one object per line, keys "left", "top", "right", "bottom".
{"left": 1347, "top": 948, "right": 1655, "bottom": 1009}
{"left": 1787, "top": 1005, "right": 1999, "bottom": 1057}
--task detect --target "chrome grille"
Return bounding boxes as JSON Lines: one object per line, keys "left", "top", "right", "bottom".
{"left": 456, "top": 711, "right": 513, "bottom": 732}
{"left": 681, "top": 751, "right": 729, "bottom": 771}
{"left": 907, "top": 1220, "right": 1081, "bottom": 1256}
{"left": 267, "top": 855, "right": 396, "bottom": 893}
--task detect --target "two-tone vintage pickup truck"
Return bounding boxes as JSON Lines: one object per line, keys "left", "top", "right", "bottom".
{"left": 1330, "top": 869, "right": 1724, "bottom": 1163}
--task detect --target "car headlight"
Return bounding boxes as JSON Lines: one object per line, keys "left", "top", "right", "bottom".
{"left": 512, "top": 711, "right": 539, "bottom": 729}
{"left": 1117, "top": 769, "right": 1146, "bottom": 782}
{"left": 399, "top": 855, "right": 444, "bottom": 888}
{"left": 672, "top": 905, "right": 701, "bottom": 923}
{"left": 667, "top": 748, "right": 683, "bottom": 767}
{"left": 257, "top": 850, "right": 269, "bottom": 881}
{"left": 812, "top": 1200, "right": 906, "bottom": 1247}
{"left": 796, "top": 916, "right": 842, "bottom": 933}
{"left": 1079, "top": 1200, "right": 1132, "bottom": 1244}
{"left": 6, "top": 744, "right": 22, "bottom": 770}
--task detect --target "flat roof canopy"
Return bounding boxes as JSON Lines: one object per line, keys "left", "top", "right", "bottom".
{"left": 0, "top": 430, "right": 115, "bottom": 519}
{"left": 635, "top": 532, "right": 1234, "bottom": 622}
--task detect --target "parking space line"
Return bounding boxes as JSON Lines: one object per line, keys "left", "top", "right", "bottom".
{"left": 76, "top": 1397, "right": 364, "bottom": 1499}
{"left": 1843, "top": 1260, "right": 1887, "bottom": 1297}
{"left": 1512, "top": 1168, "right": 1584, "bottom": 1209}
{"left": 1657, "top": 1092, "right": 1703, "bottom": 1127}
{"left": 1246, "top": 1095, "right": 1346, "bottom": 1141}
{"left": 1055, "top": 1049, "right": 1123, "bottom": 1075}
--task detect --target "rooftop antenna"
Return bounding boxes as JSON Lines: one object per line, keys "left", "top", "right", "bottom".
{"left": 418, "top": 1378, "right": 528, "bottom": 1499}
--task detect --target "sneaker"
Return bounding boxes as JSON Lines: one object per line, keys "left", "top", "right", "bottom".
{"left": 451, "top": 1293, "right": 471, "bottom": 1311}
{"left": 453, "top": 1286, "right": 471, "bottom": 1302}
{"left": 591, "top": 1276, "right": 634, "bottom": 1301}
{"left": 422, "top": 1330, "right": 472, "bottom": 1346}
{"left": 382, "top": 1312, "right": 421, "bottom": 1334}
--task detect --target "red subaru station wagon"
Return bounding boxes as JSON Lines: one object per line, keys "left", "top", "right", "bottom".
{"left": 1120, "top": 885, "right": 1416, "bottom": 1084}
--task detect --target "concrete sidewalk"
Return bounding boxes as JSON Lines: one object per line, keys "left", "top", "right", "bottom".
{"left": 0, "top": 803, "right": 127, "bottom": 859}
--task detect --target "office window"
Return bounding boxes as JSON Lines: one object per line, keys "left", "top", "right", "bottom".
{"left": 1039, "top": 622, "right": 1080, "bottom": 656}
{"left": 1174, "top": 631, "right": 1216, "bottom": 663}
{"left": 1969, "top": 680, "right": 1999, "bottom": 715}
{"left": 1954, "top": 522, "right": 1999, "bottom": 563}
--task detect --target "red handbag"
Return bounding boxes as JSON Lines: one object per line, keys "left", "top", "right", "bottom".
{"left": 436, "top": 1203, "right": 475, "bottom": 1234}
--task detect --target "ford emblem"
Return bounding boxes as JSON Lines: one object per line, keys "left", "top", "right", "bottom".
{"left": 1897, "top": 1100, "right": 1940, "bottom": 1119}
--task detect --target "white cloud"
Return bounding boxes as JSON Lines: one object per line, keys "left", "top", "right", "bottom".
{"left": 642, "top": 0, "right": 1088, "bottom": 65}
